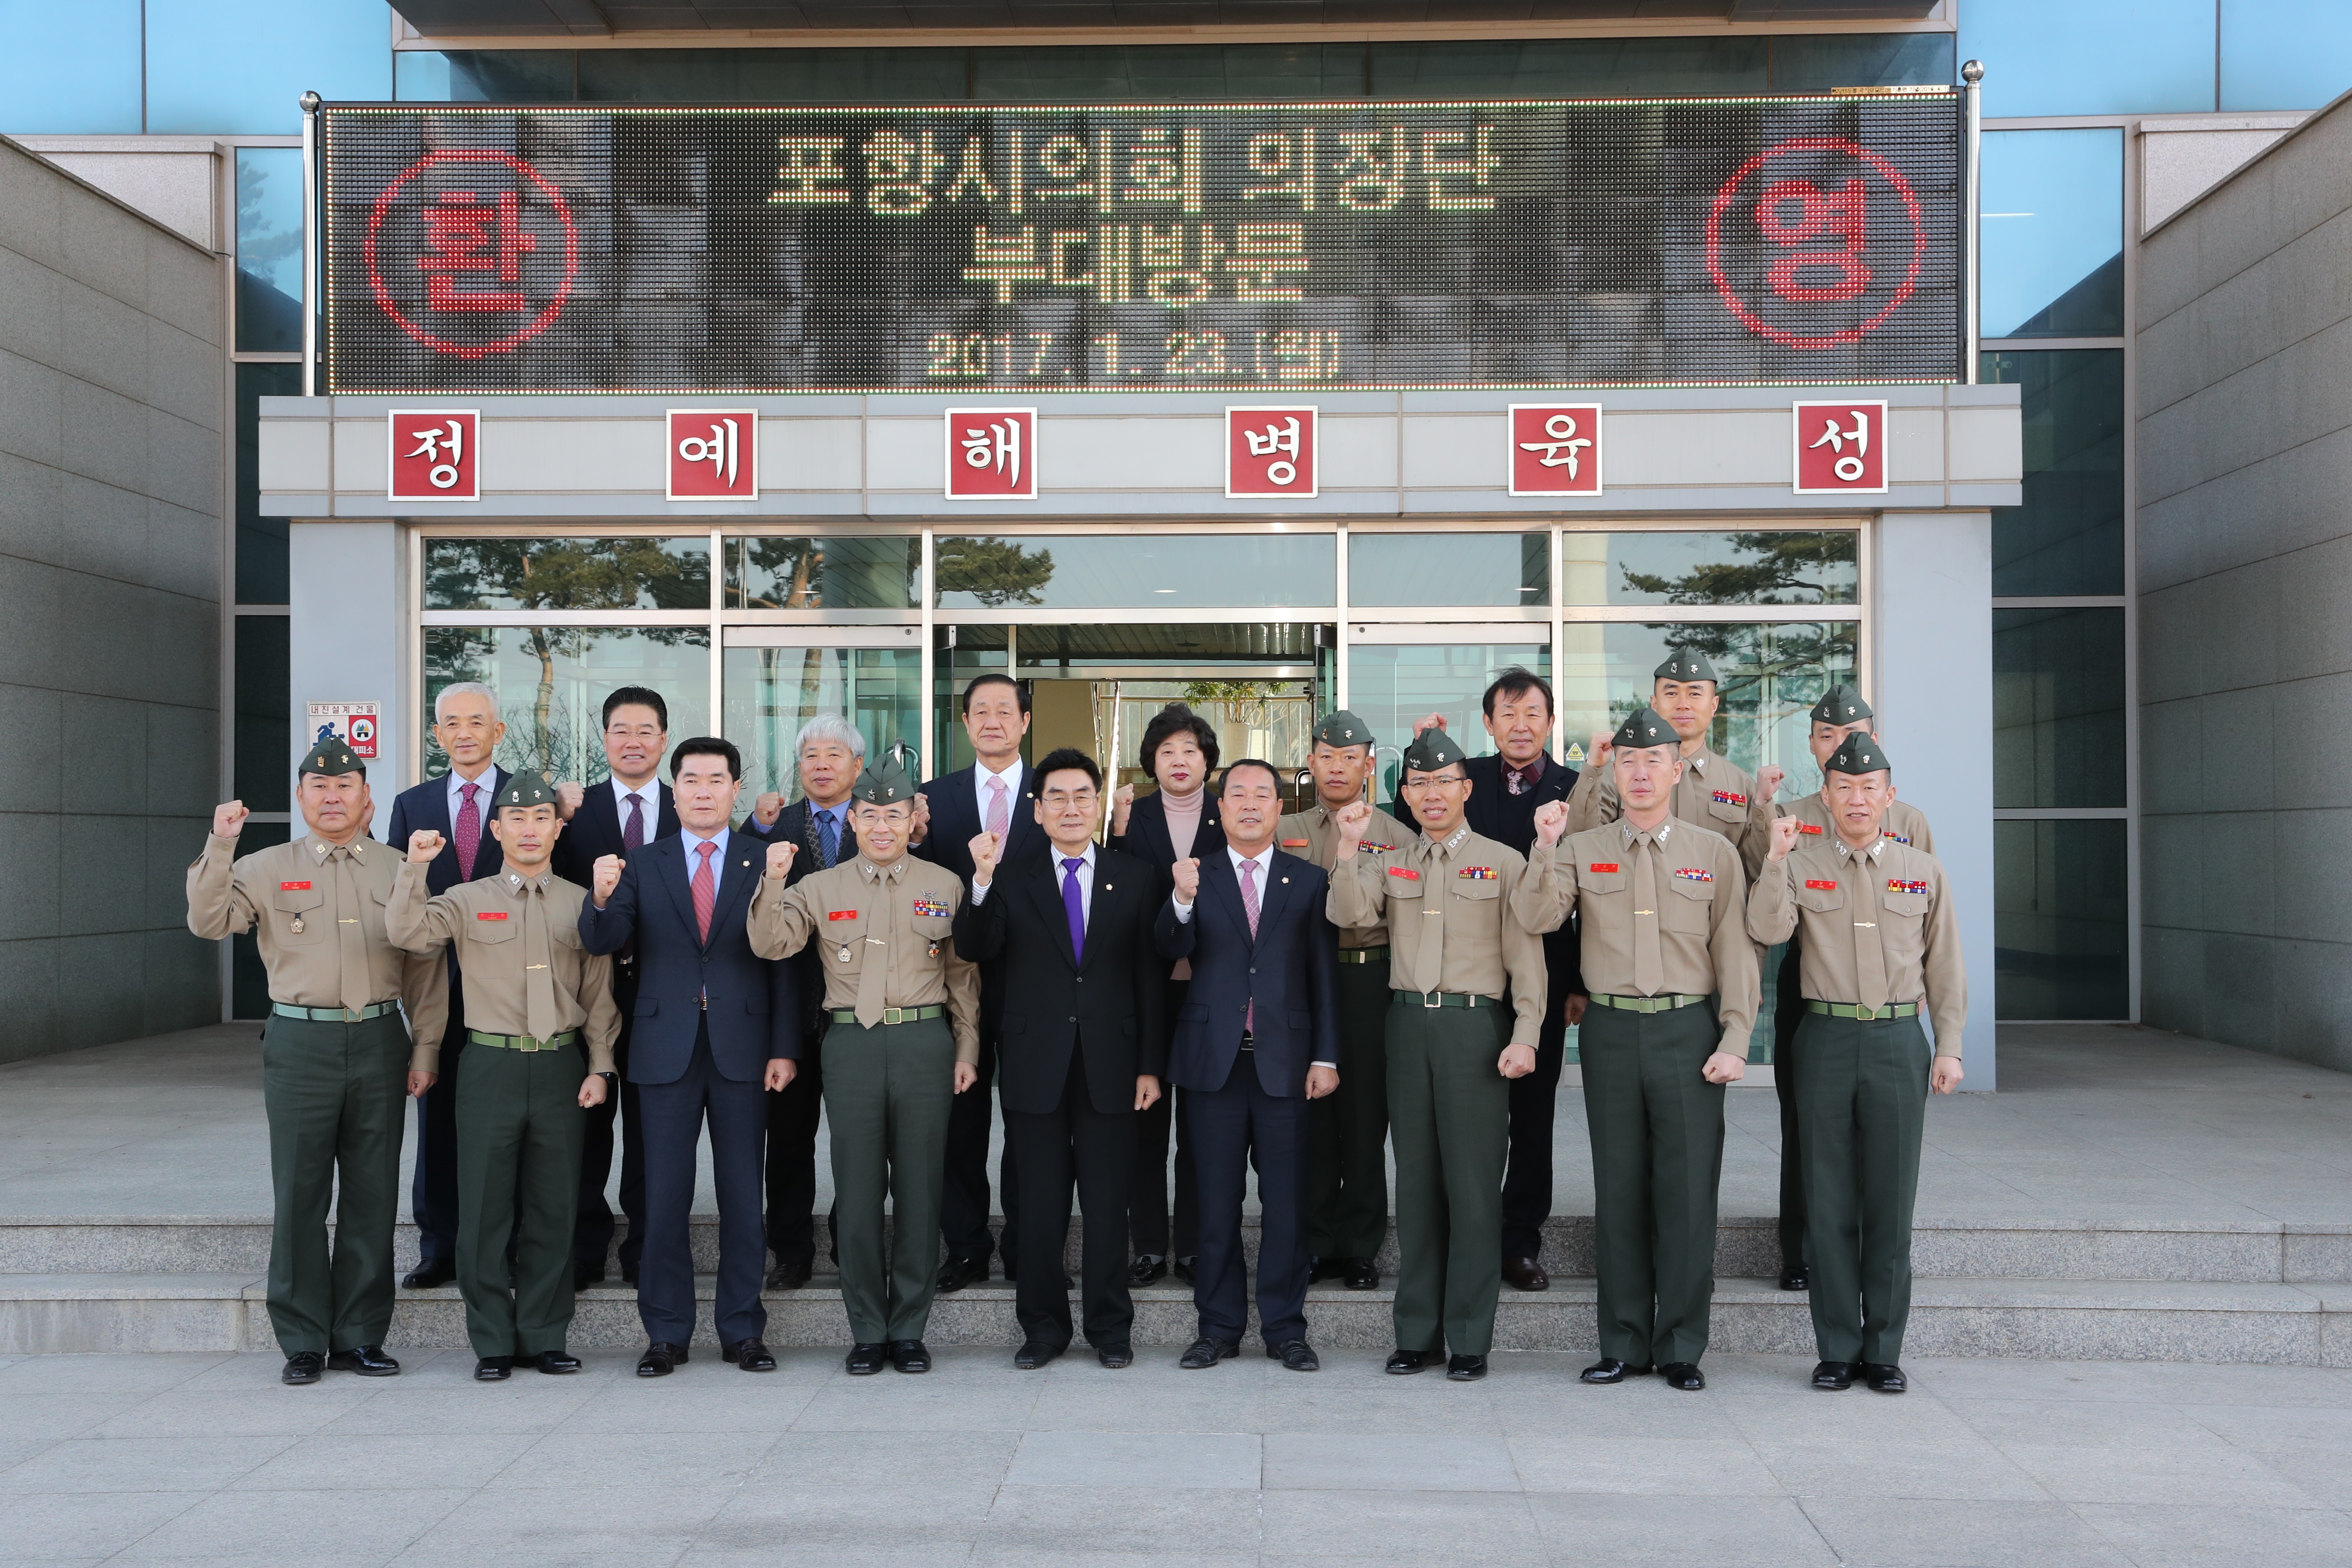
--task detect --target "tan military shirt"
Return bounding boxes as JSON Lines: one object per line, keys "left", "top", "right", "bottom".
{"left": 385, "top": 863, "right": 620, "bottom": 1076}
{"left": 1566, "top": 744, "right": 1776, "bottom": 879}
{"left": 1780, "top": 789, "right": 1935, "bottom": 855}
{"left": 1521, "top": 819, "right": 1758, "bottom": 1058}
{"left": 186, "top": 833, "right": 447, "bottom": 1072}
{"left": 1326, "top": 822, "right": 1548, "bottom": 1047}
{"left": 748, "top": 854, "right": 981, "bottom": 1064}
{"left": 1746, "top": 833, "right": 1967, "bottom": 1058}
{"left": 1277, "top": 799, "right": 1406, "bottom": 949}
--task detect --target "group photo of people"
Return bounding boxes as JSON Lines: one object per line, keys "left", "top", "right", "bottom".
{"left": 190, "top": 654, "right": 1964, "bottom": 1396}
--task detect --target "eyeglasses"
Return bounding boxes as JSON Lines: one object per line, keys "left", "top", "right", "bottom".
{"left": 1400, "top": 775, "right": 1469, "bottom": 793}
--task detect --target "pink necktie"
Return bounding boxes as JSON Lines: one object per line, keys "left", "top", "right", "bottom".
{"left": 454, "top": 781, "right": 481, "bottom": 880}
{"left": 1239, "top": 858, "right": 1260, "bottom": 1035}
{"left": 985, "top": 777, "right": 1009, "bottom": 838}
{"left": 692, "top": 840, "right": 718, "bottom": 945}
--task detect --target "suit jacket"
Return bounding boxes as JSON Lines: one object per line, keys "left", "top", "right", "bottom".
{"left": 1386, "top": 750, "right": 1585, "bottom": 998}
{"left": 1110, "top": 789, "right": 1226, "bottom": 942}
{"left": 576, "top": 833, "right": 797, "bottom": 1084}
{"left": 951, "top": 845, "right": 1168, "bottom": 1117}
{"left": 551, "top": 778, "right": 679, "bottom": 890}
{"left": 916, "top": 762, "right": 1041, "bottom": 1029}
{"left": 1153, "top": 849, "right": 1340, "bottom": 1098}
{"left": 387, "top": 768, "right": 514, "bottom": 895}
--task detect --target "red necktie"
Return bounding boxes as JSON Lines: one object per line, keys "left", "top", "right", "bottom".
{"left": 1239, "top": 857, "right": 1261, "bottom": 1035}
{"left": 454, "top": 781, "right": 481, "bottom": 880}
{"left": 692, "top": 839, "right": 718, "bottom": 944}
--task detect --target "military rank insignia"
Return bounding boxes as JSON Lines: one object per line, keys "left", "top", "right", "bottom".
{"left": 1712, "top": 790, "right": 1748, "bottom": 807}
{"left": 1886, "top": 878, "right": 1929, "bottom": 896}
{"left": 1672, "top": 867, "right": 1713, "bottom": 883}
{"left": 1458, "top": 866, "right": 1497, "bottom": 880}
{"left": 1804, "top": 879, "right": 1838, "bottom": 891}
{"left": 911, "top": 895, "right": 952, "bottom": 919}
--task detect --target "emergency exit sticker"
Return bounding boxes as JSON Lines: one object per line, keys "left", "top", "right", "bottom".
{"left": 306, "top": 701, "right": 380, "bottom": 760}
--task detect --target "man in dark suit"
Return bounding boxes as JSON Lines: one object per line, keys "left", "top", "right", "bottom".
{"left": 578, "top": 737, "right": 797, "bottom": 1377}
{"left": 550, "top": 685, "right": 678, "bottom": 1290}
{"left": 1405, "top": 668, "right": 1588, "bottom": 1295}
{"left": 385, "top": 681, "right": 511, "bottom": 1289}
{"left": 952, "top": 747, "right": 1165, "bottom": 1369}
{"left": 1157, "top": 759, "right": 1341, "bottom": 1372}
{"left": 914, "top": 674, "right": 1041, "bottom": 1292}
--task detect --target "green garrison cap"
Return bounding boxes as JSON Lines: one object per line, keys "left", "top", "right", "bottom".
{"left": 1313, "top": 709, "right": 1375, "bottom": 749}
{"left": 1824, "top": 731, "right": 1892, "bottom": 777}
{"left": 1654, "top": 648, "right": 1719, "bottom": 684}
{"left": 1400, "top": 726, "right": 1467, "bottom": 775}
{"left": 851, "top": 758, "right": 916, "bottom": 805}
{"left": 1810, "top": 684, "right": 1873, "bottom": 726}
{"left": 494, "top": 772, "right": 557, "bottom": 812}
{"left": 297, "top": 735, "right": 365, "bottom": 778}
{"left": 1612, "top": 706, "right": 1678, "bottom": 752}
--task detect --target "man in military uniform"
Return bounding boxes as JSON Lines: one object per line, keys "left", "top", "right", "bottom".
{"left": 187, "top": 738, "right": 447, "bottom": 1386}
{"left": 750, "top": 760, "right": 981, "bottom": 1376}
{"left": 1769, "top": 685, "right": 1936, "bottom": 1293}
{"left": 1278, "top": 710, "right": 1404, "bottom": 1292}
{"left": 389, "top": 775, "right": 622, "bottom": 1381}
{"left": 1326, "top": 728, "right": 1548, "bottom": 1382}
{"left": 1571, "top": 650, "right": 1779, "bottom": 877}
{"left": 1520, "top": 708, "right": 1758, "bottom": 1392}
{"left": 1748, "top": 733, "right": 1966, "bottom": 1394}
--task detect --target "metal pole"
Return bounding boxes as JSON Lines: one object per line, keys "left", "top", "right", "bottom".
{"left": 1961, "top": 60, "right": 1983, "bottom": 385}
{"left": 300, "top": 90, "right": 321, "bottom": 397}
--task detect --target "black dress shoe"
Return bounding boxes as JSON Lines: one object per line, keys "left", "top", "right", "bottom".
{"left": 574, "top": 1262, "right": 606, "bottom": 1292}
{"left": 400, "top": 1259, "right": 455, "bottom": 1290}
{"left": 845, "top": 1342, "right": 888, "bottom": 1375}
{"left": 1501, "top": 1255, "right": 1549, "bottom": 1292}
{"left": 1446, "top": 1354, "right": 1488, "bottom": 1381}
{"left": 1179, "top": 1337, "right": 1240, "bottom": 1369}
{"left": 282, "top": 1352, "right": 323, "bottom": 1386}
{"left": 1811, "top": 1360, "right": 1855, "bottom": 1390}
{"left": 1269, "top": 1339, "right": 1320, "bottom": 1372}
{"left": 1579, "top": 1358, "right": 1654, "bottom": 1384}
{"left": 474, "top": 1356, "right": 514, "bottom": 1381}
{"left": 621, "top": 1265, "right": 639, "bottom": 1286}
{"left": 1386, "top": 1348, "right": 1436, "bottom": 1375}
{"left": 1859, "top": 1361, "right": 1908, "bottom": 1394}
{"left": 636, "top": 1341, "right": 688, "bottom": 1378}
{"left": 1095, "top": 1342, "right": 1135, "bottom": 1369}
{"left": 1659, "top": 1361, "right": 1706, "bottom": 1391}
{"left": 1173, "top": 1256, "right": 1197, "bottom": 1283}
{"left": 327, "top": 1345, "right": 400, "bottom": 1376}
{"left": 1308, "top": 1255, "right": 1342, "bottom": 1282}
{"left": 724, "top": 1338, "right": 777, "bottom": 1372}
{"left": 1014, "top": 1340, "right": 1063, "bottom": 1369}
{"left": 888, "top": 1339, "right": 931, "bottom": 1374}
{"left": 935, "top": 1256, "right": 989, "bottom": 1294}
{"left": 1344, "top": 1256, "right": 1380, "bottom": 1291}
{"left": 1779, "top": 1267, "right": 1810, "bottom": 1292}
{"left": 1129, "top": 1254, "right": 1167, "bottom": 1287}
{"left": 765, "top": 1259, "right": 813, "bottom": 1291}
{"left": 533, "top": 1351, "right": 581, "bottom": 1375}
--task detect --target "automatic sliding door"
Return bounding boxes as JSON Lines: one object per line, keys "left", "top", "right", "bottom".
{"left": 722, "top": 626, "right": 925, "bottom": 805}
{"left": 1344, "top": 624, "right": 1551, "bottom": 804}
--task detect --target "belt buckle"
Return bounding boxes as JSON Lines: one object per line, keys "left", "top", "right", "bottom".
{"left": 1855, "top": 1004, "right": 1877, "bottom": 1021}
{"left": 1421, "top": 991, "right": 1442, "bottom": 1009}
{"left": 883, "top": 1008, "right": 903, "bottom": 1026}
{"left": 342, "top": 1007, "right": 364, "bottom": 1023}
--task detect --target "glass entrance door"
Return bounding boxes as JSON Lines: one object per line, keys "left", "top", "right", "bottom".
{"left": 721, "top": 625, "right": 926, "bottom": 805}
{"left": 1343, "top": 624, "right": 1552, "bottom": 803}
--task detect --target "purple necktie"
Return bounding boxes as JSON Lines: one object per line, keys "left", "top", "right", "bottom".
{"left": 623, "top": 791, "right": 646, "bottom": 851}
{"left": 1062, "top": 856, "right": 1087, "bottom": 965}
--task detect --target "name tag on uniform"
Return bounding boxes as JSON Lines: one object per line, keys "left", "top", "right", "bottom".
{"left": 1804, "top": 879, "right": 1838, "bottom": 891}
{"left": 1387, "top": 867, "right": 1420, "bottom": 881}
{"left": 828, "top": 910, "right": 858, "bottom": 922}
{"left": 911, "top": 895, "right": 952, "bottom": 919}
{"left": 1673, "top": 868, "right": 1713, "bottom": 883}
{"left": 1712, "top": 790, "right": 1748, "bottom": 807}
{"left": 1796, "top": 823, "right": 1823, "bottom": 836}
{"left": 1458, "top": 866, "right": 1496, "bottom": 880}
{"left": 1886, "top": 878, "right": 1929, "bottom": 896}
{"left": 1280, "top": 837, "right": 1310, "bottom": 848}
{"left": 1589, "top": 862, "right": 1620, "bottom": 873}
{"left": 280, "top": 881, "right": 312, "bottom": 891}
{"left": 476, "top": 911, "right": 509, "bottom": 921}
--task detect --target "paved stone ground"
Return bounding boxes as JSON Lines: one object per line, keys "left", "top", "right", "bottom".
{"left": 4, "top": 1347, "right": 2351, "bottom": 1567}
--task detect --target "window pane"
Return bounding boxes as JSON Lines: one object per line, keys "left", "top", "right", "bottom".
{"left": 1350, "top": 533, "right": 1547, "bottom": 609}
{"left": 974, "top": 44, "right": 1363, "bottom": 101}
{"left": 579, "top": 47, "right": 967, "bottom": 104}
{"left": 1347, "top": 643, "right": 1551, "bottom": 803}
{"left": 1981, "top": 349, "right": 2126, "bottom": 596}
{"left": 934, "top": 534, "right": 1334, "bottom": 610}
{"left": 1369, "top": 37, "right": 1767, "bottom": 97}
{"left": 1994, "top": 607, "right": 2127, "bottom": 809}
{"left": 721, "top": 645, "right": 924, "bottom": 805}
{"left": 423, "top": 627, "right": 711, "bottom": 784}
{"left": 1770, "top": 33, "right": 1955, "bottom": 90}
{"left": 235, "top": 149, "right": 304, "bottom": 353}
{"left": 1981, "top": 129, "right": 2124, "bottom": 339}
{"left": 395, "top": 49, "right": 575, "bottom": 103}
{"left": 423, "top": 538, "right": 710, "bottom": 612}
{"left": 725, "top": 537, "right": 919, "bottom": 611}
{"left": 236, "top": 364, "right": 301, "bottom": 604}
{"left": 1562, "top": 531, "right": 1859, "bottom": 608}
{"left": 230, "top": 821, "right": 292, "bottom": 1018}
{"left": 1997, "top": 818, "right": 2130, "bottom": 1019}
{"left": 1960, "top": 0, "right": 2216, "bottom": 116}
{"left": 234, "top": 615, "right": 291, "bottom": 811}
{"left": 0, "top": 0, "right": 142, "bottom": 134}
{"left": 2222, "top": 0, "right": 2352, "bottom": 110}
{"left": 147, "top": 0, "right": 393, "bottom": 136}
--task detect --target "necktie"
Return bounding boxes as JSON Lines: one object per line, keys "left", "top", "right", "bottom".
{"left": 1062, "top": 856, "right": 1087, "bottom": 965}
{"left": 331, "top": 846, "right": 371, "bottom": 1014}
{"left": 1632, "top": 832, "right": 1665, "bottom": 996}
{"left": 692, "top": 839, "right": 718, "bottom": 945}
{"left": 1853, "top": 848, "right": 1891, "bottom": 1012}
{"left": 854, "top": 866, "right": 891, "bottom": 1029}
{"left": 522, "top": 880, "right": 562, "bottom": 1042}
{"left": 1238, "top": 857, "right": 1261, "bottom": 1035}
{"left": 454, "top": 781, "right": 482, "bottom": 881}
{"left": 986, "top": 778, "right": 1010, "bottom": 839}
{"left": 622, "top": 791, "right": 646, "bottom": 851}
{"left": 818, "top": 809, "right": 839, "bottom": 868}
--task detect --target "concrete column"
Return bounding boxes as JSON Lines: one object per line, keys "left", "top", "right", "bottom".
{"left": 288, "top": 521, "right": 407, "bottom": 842}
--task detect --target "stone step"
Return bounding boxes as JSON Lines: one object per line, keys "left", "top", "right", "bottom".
{"left": 3, "top": 1270, "right": 2345, "bottom": 1366}
{"left": 3, "top": 1214, "right": 2345, "bottom": 1284}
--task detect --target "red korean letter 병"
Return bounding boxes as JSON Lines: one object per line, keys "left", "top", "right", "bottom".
{"left": 1226, "top": 406, "right": 1318, "bottom": 498}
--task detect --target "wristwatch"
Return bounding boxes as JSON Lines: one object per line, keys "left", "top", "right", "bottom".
{"left": 596, "top": 1071, "right": 618, "bottom": 1084}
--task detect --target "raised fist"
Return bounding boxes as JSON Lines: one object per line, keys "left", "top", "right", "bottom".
{"left": 1755, "top": 763, "right": 1785, "bottom": 805}
{"left": 753, "top": 791, "right": 786, "bottom": 828}
{"left": 1170, "top": 856, "right": 1201, "bottom": 902}
{"left": 554, "top": 781, "right": 585, "bottom": 821}
{"left": 1332, "top": 799, "right": 1373, "bottom": 847}
{"left": 1111, "top": 782, "right": 1136, "bottom": 837}
{"left": 1588, "top": 729, "right": 1615, "bottom": 768}
{"left": 1412, "top": 712, "right": 1448, "bottom": 737}
{"left": 765, "top": 840, "right": 798, "bottom": 880}
{"left": 211, "top": 800, "right": 249, "bottom": 839}
{"left": 1531, "top": 799, "right": 1569, "bottom": 847}
{"left": 407, "top": 829, "right": 447, "bottom": 865}
{"left": 908, "top": 791, "right": 931, "bottom": 844}
{"left": 1767, "top": 815, "right": 1803, "bottom": 862}
{"left": 591, "top": 854, "right": 625, "bottom": 905}
{"left": 968, "top": 830, "right": 1002, "bottom": 886}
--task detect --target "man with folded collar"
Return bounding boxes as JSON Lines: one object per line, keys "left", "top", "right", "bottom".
{"left": 1748, "top": 733, "right": 1966, "bottom": 1396}
{"left": 1519, "top": 707, "right": 1757, "bottom": 1393}
{"left": 1569, "top": 649, "right": 1778, "bottom": 879}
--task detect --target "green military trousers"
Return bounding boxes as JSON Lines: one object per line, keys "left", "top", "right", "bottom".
{"left": 824, "top": 1015, "right": 956, "bottom": 1344}
{"left": 1794, "top": 1012, "right": 1931, "bottom": 1364}
{"left": 260, "top": 1011, "right": 412, "bottom": 1356}
{"left": 1579, "top": 1001, "right": 1727, "bottom": 1367}
{"left": 455, "top": 1039, "right": 588, "bottom": 1359}
{"left": 1386, "top": 995, "right": 1511, "bottom": 1357}
{"left": 1309, "top": 956, "right": 1393, "bottom": 1262}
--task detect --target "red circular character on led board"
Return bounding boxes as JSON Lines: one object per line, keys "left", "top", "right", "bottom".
{"left": 364, "top": 149, "right": 580, "bottom": 360}
{"left": 1705, "top": 136, "right": 1926, "bottom": 353}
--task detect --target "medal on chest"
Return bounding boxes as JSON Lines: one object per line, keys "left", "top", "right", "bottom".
{"left": 289, "top": 916, "right": 305, "bottom": 934}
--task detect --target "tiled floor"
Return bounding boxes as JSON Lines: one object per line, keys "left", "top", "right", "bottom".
{"left": 3, "top": 1347, "right": 2351, "bottom": 1566}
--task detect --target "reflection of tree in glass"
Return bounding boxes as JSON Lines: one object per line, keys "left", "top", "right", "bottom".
{"left": 936, "top": 537, "right": 1054, "bottom": 606}
{"left": 738, "top": 539, "right": 823, "bottom": 610}
{"left": 1619, "top": 532, "right": 1854, "bottom": 606}
{"left": 1625, "top": 622, "right": 1855, "bottom": 776}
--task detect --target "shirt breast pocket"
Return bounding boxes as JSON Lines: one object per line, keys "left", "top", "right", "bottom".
{"left": 1661, "top": 875, "right": 1716, "bottom": 933}
{"left": 1705, "top": 795, "right": 1748, "bottom": 829}
{"left": 273, "top": 886, "right": 325, "bottom": 944}
{"left": 1450, "top": 875, "right": 1501, "bottom": 903}
{"left": 1795, "top": 881, "right": 1847, "bottom": 915}
{"left": 1575, "top": 865, "right": 1628, "bottom": 898}
{"left": 1381, "top": 868, "right": 1427, "bottom": 902}
{"left": 822, "top": 910, "right": 867, "bottom": 971}
{"left": 1880, "top": 890, "right": 1931, "bottom": 929}
{"left": 468, "top": 914, "right": 520, "bottom": 946}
